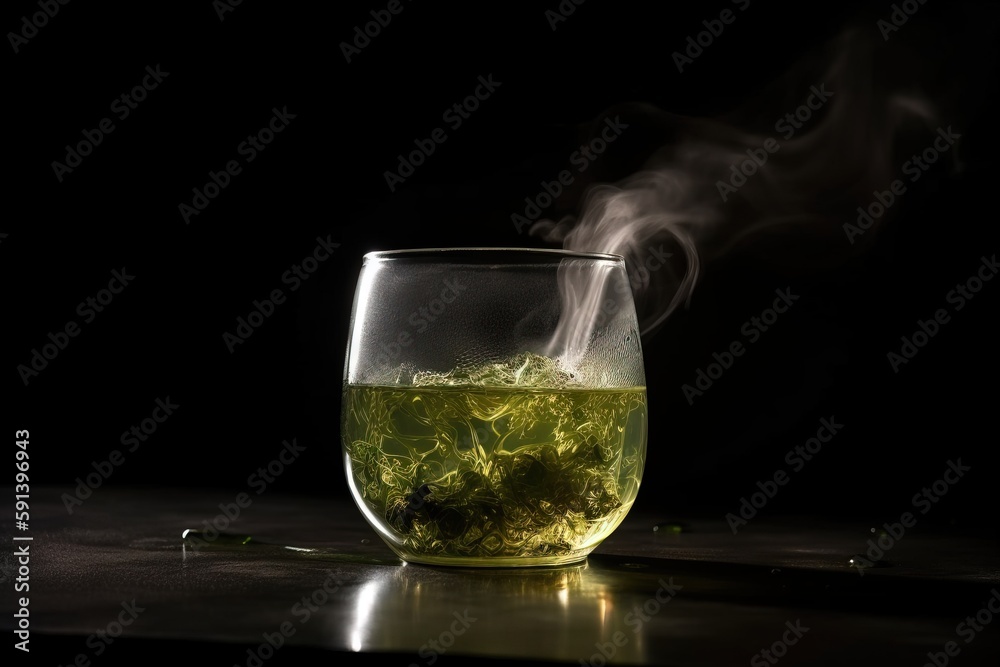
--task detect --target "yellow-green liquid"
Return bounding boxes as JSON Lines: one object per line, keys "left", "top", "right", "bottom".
{"left": 342, "top": 384, "right": 647, "bottom": 566}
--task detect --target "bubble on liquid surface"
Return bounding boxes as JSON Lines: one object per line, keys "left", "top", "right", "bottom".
{"left": 412, "top": 352, "right": 582, "bottom": 389}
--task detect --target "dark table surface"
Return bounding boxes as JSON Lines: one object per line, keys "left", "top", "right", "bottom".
{"left": 4, "top": 486, "right": 999, "bottom": 666}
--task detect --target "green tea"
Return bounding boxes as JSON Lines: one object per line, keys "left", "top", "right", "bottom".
{"left": 342, "top": 377, "right": 647, "bottom": 563}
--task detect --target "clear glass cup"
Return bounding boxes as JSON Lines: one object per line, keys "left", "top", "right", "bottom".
{"left": 341, "top": 248, "right": 647, "bottom": 567}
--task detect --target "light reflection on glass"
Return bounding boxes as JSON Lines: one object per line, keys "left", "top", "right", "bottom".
{"left": 349, "top": 577, "right": 383, "bottom": 652}
{"left": 338, "top": 561, "right": 646, "bottom": 663}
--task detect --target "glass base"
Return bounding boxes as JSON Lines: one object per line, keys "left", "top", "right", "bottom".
{"left": 390, "top": 546, "right": 593, "bottom": 568}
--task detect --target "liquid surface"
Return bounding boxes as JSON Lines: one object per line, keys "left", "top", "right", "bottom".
{"left": 342, "top": 382, "right": 647, "bottom": 563}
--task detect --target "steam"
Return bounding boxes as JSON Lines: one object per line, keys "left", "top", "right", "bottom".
{"left": 531, "top": 26, "right": 948, "bottom": 359}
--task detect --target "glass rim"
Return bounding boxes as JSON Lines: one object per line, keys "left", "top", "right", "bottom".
{"left": 362, "top": 247, "right": 624, "bottom": 263}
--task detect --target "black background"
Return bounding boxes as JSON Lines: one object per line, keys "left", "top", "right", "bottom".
{"left": 5, "top": 0, "right": 999, "bottom": 531}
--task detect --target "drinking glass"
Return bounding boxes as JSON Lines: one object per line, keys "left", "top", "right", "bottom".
{"left": 341, "top": 248, "right": 647, "bottom": 567}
